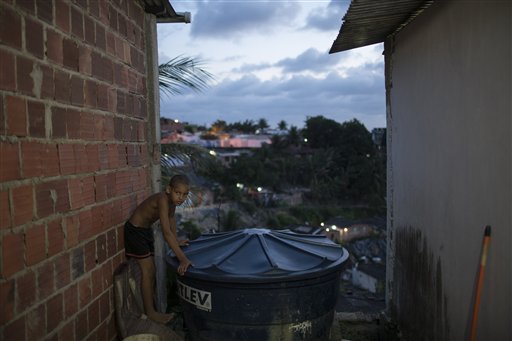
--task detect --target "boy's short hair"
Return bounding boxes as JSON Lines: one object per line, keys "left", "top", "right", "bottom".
{"left": 169, "top": 174, "right": 190, "bottom": 187}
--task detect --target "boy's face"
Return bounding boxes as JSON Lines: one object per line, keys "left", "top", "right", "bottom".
{"left": 166, "top": 183, "right": 190, "bottom": 206}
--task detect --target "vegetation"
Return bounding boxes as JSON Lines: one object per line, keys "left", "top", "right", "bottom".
{"left": 207, "top": 116, "right": 386, "bottom": 209}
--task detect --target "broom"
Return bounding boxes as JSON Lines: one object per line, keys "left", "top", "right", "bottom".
{"left": 469, "top": 225, "right": 491, "bottom": 341}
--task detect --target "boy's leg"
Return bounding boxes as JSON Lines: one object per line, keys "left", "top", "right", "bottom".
{"left": 136, "top": 256, "right": 175, "bottom": 324}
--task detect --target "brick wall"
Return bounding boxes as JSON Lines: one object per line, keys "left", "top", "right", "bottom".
{"left": 0, "top": 1, "right": 154, "bottom": 340}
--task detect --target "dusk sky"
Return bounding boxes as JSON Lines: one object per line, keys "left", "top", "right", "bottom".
{"left": 157, "top": 0, "right": 385, "bottom": 131}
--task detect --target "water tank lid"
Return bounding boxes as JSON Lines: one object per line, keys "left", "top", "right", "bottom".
{"left": 166, "top": 228, "right": 349, "bottom": 283}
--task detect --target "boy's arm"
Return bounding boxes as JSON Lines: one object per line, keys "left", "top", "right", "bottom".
{"left": 158, "top": 195, "right": 191, "bottom": 275}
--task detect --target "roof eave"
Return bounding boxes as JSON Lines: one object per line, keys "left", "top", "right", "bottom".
{"left": 329, "top": 0, "right": 434, "bottom": 54}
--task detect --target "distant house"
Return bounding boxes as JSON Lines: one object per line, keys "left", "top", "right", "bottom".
{"left": 324, "top": 217, "right": 383, "bottom": 243}
{"left": 352, "top": 263, "right": 386, "bottom": 294}
{"left": 219, "top": 134, "right": 272, "bottom": 148}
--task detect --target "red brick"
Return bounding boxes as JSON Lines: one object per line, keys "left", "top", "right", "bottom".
{"left": 94, "top": 114, "right": 105, "bottom": 140}
{"left": 25, "top": 223, "right": 46, "bottom": 266}
{"left": 66, "top": 109, "right": 81, "bottom": 139}
{"left": 40, "top": 63, "right": 55, "bottom": 99}
{"left": 104, "top": 116, "right": 115, "bottom": 139}
{"left": 59, "top": 320, "right": 75, "bottom": 341}
{"left": 98, "top": 144, "right": 109, "bottom": 170}
{"left": 73, "top": 144, "right": 87, "bottom": 173}
{"left": 0, "top": 6, "right": 22, "bottom": 49}
{"left": 71, "top": 246, "right": 84, "bottom": 280}
{"left": 106, "top": 31, "right": 115, "bottom": 56}
{"left": 58, "top": 143, "right": 75, "bottom": 175}
{"left": 82, "top": 176, "right": 95, "bottom": 206}
{"left": 85, "top": 144, "right": 100, "bottom": 172}
{"left": 90, "top": 267, "right": 103, "bottom": 298}
{"left": 46, "top": 29, "right": 63, "bottom": 66}
{"left": 63, "top": 37, "right": 79, "bottom": 71}
{"left": 94, "top": 174, "right": 107, "bottom": 202}
{"left": 70, "top": 75, "right": 84, "bottom": 106}
{"left": 78, "top": 209, "right": 93, "bottom": 240}
{"left": 37, "top": 261, "right": 55, "bottom": 300}
{"left": 54, "top": 70, "right": 70, "bottom": 104}
{"left": 55, "top": 252, "right": 70, "bottom": 289}
{"left": 1, "top": 232, "right": 24, "bottom": 278}
{"left": 123, "top": 93, "right": 132, "bottom": 116}
{"left": 71, "top": 6, "right": 84, "bottom": 40}
{"left": 42, "top": 143, "right": 60, "bottom": 176}
{"left": 0, "top": 141, "right": 20, "bottom": 181}
{"left": 108, "top": 5, "right": 118, "bottom": 31}
{"left": 96, "top": 319, "right": 109, "bottom": 341}
{"left": 96, "top": 84, "right": 109, "bottom": 110}
{"left": 108, "top": 86, "right": 117, "bottom": 112}
{"left": 51, "top": 106, "right": 67, "bottom": 138}
{"left": 47, "top": 218, "right": 64, "bottom": 257}
{"left": 0, "top": 189, "right": 11, "bottom": 229}
{"left": 3, "top": 315, "right": 26, "bottom": 341}
{"left": 78, "top": 276, "right": 91, "bottom": 309}
{"left": 46, "top": 293, "right": 63, "bottom": 333}
{"left": 26, "top": 304, "right": 46, "bottom": 340}
{"left": 0, "top": 279, "right": 14, "bottom": 325}
{"left": 84, "top": 240, "right": 96, "bottom": 272}
{"left": 35, "top": 180, "right": 69, "bottom": 218}
{"left": 106, "top": 228, "right": 117, "bottom": 258}
{"left": 87, "top": 298, "right": 100, "bottom": 332}
{"left": 80, "top": 112, "right": 95, "bottom": 140}
{"left": 99, "top": 291, "right": 111, "bottom": 322}
{"left": 91, "top": 205, "right": 104, "bottom": 235}
{"left": 16, "top": 270, "right": 36, "bottom": 314}
{"left": 96, "top": 234, "right": 107, "bottom": 264}
{"left": 37, "top": 0, "right": 54, "bottom": 24}
{"left": 21, "top": 141, "right": 42, "bottom": 178}
{"left": 75, "top": 310, "right": 88, "bottom": 340}
{"left": 0, "top": 49, "right": 16, "bottom": 91}
{"left": 17, "top": 0, "right": 36, "bottom": 14}
{"left": 107, "top": 144, "right": 118, "bottom": 168}
{"left": 65, "top": 215, "right": 79, "bottom": 248}
{"left": 0, "top": 95, "right": 4, "bottom": 135}
{"left": 63, "top": 283, "right": 78, "bottom": 316}
{"left": 84, "top": 79, "right": 97, "bottom": 107}
{"left": 12, "top": 184, "right": 34, "bottom": 226}
{"left": 101, "top": 260, "right": 113, "bottom": 289}
{"left": 79, "top": 46, "right": 92, "bottom": 76}
{"left": 16, "top": 56, "right": 34, "bottom": 95}
{"left": 27, "top": 100, "right": 46, "bottom": 137}
{"left": 6, "top": 95, "right": 27, "bottom": 136}
{"left": 68, "top": 178, "right": 84, "bottom": 210}
{"left": 25, "top": 17, "right": 44, "bottom": 58}
{"left": 84, "top": 15, "right": 95, "bottom": 45}
{"left": 95, "top": 22, "right": 106, "bottom": 51}
{"left": 55, "top": 0, "right": 70, "bottom": 32}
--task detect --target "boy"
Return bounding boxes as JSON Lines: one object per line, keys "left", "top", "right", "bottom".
{"left": 124, "top": 174, "right": 192, "bottom": 324}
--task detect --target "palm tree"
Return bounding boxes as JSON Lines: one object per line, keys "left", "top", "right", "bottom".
{"left": 158, "top": 55, "right": 214, "bottom": 96}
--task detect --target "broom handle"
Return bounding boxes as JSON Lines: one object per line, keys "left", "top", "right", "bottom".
{"left": 469, "top": 225, "right": 491, "bottom": 341}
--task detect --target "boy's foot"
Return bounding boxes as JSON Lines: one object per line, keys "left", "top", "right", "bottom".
{"left": 147, "top": 311, "right": 177, "bottom": 324}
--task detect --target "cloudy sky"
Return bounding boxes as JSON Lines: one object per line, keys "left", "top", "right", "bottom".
{"left": 157, "top": 0, "right": 385, "bottom": 131}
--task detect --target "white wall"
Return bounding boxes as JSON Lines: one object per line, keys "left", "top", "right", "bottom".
{"left": 386, "top": 0, "right": 511, "bottom": 340}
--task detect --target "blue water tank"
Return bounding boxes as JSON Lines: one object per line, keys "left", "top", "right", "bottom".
{"left": 167, "top": 228, "right": 349, "bottom": 341}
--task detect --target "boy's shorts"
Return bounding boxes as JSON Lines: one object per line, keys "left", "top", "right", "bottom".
{"left": 124, "top": 221, "right": 154, "bottom": 259}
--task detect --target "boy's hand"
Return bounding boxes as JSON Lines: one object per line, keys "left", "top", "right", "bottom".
{"left": 179, "top": 239, "right": 190, "bottom": 247}
{"left": 178, "top": 258, "right": 192, "bottom": 276}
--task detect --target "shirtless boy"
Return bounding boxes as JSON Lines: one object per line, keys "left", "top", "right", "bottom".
{"left": 124, "top": 174, "right": 192, "bottom": 324}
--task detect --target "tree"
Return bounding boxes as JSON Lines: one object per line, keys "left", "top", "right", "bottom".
{"left": 158, "top": 56, "right": 214, "bottom": 96}
{"left": 302, "top": 116, "right": 343, "bottom": 149}
{"left": 278, "top": 120, "right": 287, "bottom": 131}
{"left": 257, "top": 118, "right": 269, "bottom": 131}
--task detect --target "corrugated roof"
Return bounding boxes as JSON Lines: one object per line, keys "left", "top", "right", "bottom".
{"left": 142, "top": 0, "right": 190, "bottom": 23}
{"left": 329, "top": 0, "right": 434, "bottom": 54}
